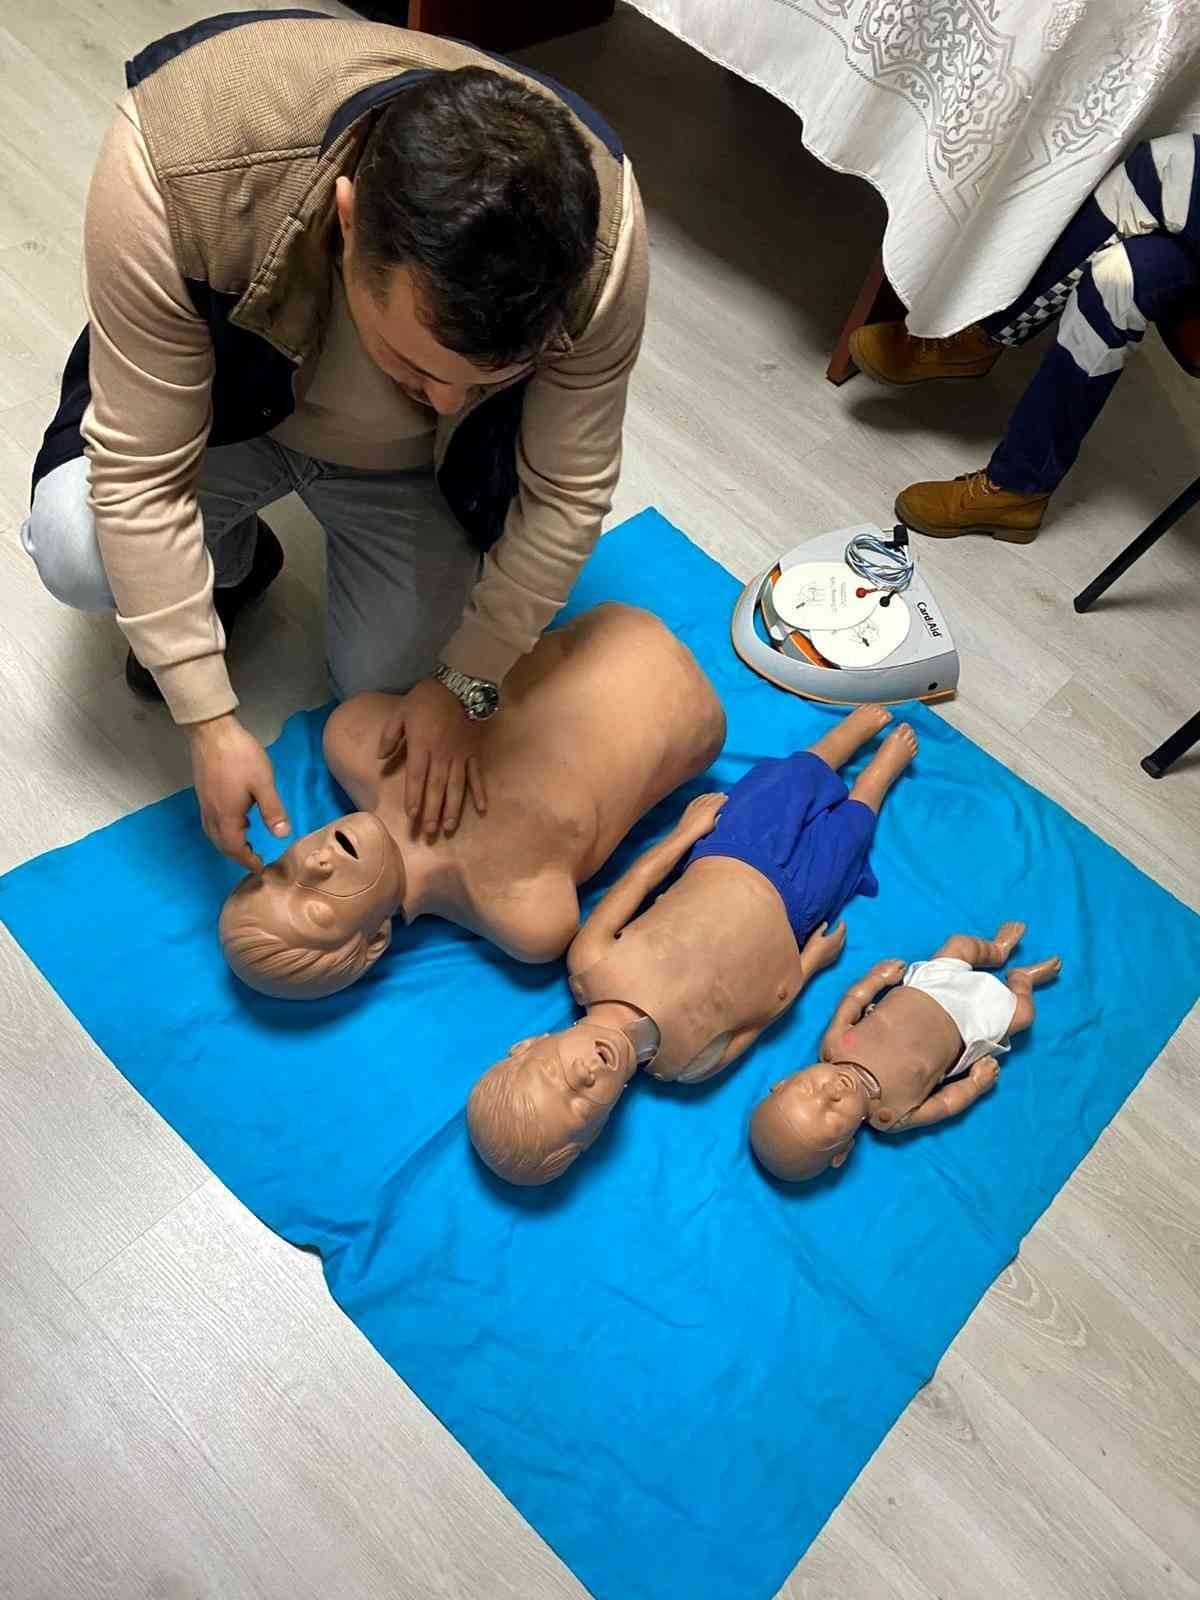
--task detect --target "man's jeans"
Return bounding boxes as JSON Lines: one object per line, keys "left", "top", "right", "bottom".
{"left": 21, "top": 436, "right": 479, "bottom": 699}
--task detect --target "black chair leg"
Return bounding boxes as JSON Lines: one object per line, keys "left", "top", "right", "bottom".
{"left": 1074, "top": 471, "right": 1200, "bottom": 613}
{"left": 1141, "top": 710, "right": 1200, "bottom": 779}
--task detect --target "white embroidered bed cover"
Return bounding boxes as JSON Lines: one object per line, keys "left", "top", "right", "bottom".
{"left": 625, "top": 0, "right": 1200, "bottom": 334}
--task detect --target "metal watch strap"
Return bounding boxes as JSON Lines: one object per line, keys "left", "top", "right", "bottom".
{"left": 433, "top": 662, "right": 500, "bottom": 720}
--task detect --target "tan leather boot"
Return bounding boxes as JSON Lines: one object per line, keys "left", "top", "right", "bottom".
{"left": 849, "top": 320, "right": 1001, "bottom": 385}
{"left": 895, "top": 470, "right": 1050, "bottom": 544}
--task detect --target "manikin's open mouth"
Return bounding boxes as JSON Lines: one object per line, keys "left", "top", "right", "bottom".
{"left": 334, "top": 830, "right": 358, "bottom": 859}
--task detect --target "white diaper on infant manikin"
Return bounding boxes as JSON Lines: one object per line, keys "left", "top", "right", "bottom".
{"left": 901, "top": 957, "right": 1018, "bottom": 1078}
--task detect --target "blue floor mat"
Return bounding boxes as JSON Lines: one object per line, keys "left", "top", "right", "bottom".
{"left": 2, "top": 508, "right": 1197, "bottom": 1600}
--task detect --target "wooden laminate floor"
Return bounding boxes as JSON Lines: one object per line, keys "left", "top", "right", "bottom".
{"left": 0, "top": 4, "right": 1197, "bottom": 1598}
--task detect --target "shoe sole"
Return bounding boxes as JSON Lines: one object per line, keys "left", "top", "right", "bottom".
{"left": 848, "top": 332, "right": 1000, "bottom": 387}
{"left": 125, "top": 588, "right": 278, "bottom": 705}
{"left": 216, "top": 527, "right": 285, "bottom": 619}
{"left": 894, "top": 496, "right": 1041, "bottom": 544}
{"left": 125, "top": 660, "right": 165, "bottom": 704}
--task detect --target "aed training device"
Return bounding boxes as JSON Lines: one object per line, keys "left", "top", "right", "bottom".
{"left": 731, "top": 523, "right": 959, "bottom": 706}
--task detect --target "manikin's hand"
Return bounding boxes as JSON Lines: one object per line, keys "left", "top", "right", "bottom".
{"left": 874, "top": 957, "right": 908, "bottom": 987}
{"left": 800, "top": 919, "right": 847, "bottom": 977}
{"left": 679, "top": 791, "right": 727, "bottom": 841}
{"left": 186, "top": 713, "right": 291, "bottom": 873}
{"left": 969, "top": 1055, "right": 1000, "bottom": 1093}
{"left": 377, "top": 677, "right": 487, "bottom": 841}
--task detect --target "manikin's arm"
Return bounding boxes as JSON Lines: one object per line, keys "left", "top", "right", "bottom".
{"left": 709, "top": 1021, "right": 770, "bottom": 1075}
{"left": 720, "top": 925, "right": 865, "bottom": 1071}
{"left": 568, "top": 793, "right": 726, "bottom": 974}
{"left": 888, "top": 1057, "right": 1000, "bottom": 1131}
{"left": 488, "top": 877, "right": 583, "bottom": 965}
{"left": 701, "top": 927, "right": 851, "bottom": 1079}
{"left": 819, "top": 957, "right": 907, "bottom": 1061}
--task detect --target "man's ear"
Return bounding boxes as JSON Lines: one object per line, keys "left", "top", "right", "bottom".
{"left": 830, "top": 1140, "right": 854, "bottom": 1169}
{"left": 364, "top": 919, "right": 392, "bottom": 967}
{"left": 334, "top": 174, "right": 355, "bottom": 239}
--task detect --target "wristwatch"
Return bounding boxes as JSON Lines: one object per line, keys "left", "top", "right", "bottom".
{"left": 433, "top": 662, "right": 501, "bottom": 721}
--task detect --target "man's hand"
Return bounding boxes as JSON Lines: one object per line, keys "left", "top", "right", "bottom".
{"left": 185, "top": 713, "right": 291, "bottom": 872}
{"left": 377, "top": 677, "right": 487, "bottom": 841}
{"left": 800, "top": 919, "right": 847, "bottom": 978}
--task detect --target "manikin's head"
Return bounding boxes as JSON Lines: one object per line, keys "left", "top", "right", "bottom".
{"left": 467, "top": 1021, "right": 636, "bottom": 1186}
{"left": 749, "top": 1063, "right": 872, "bottom": 1182}
{"left": 337, "top": 67, "right": 600, "bottom": 416}
{"left": 219, "top": 813, "right": 405, "bottom": 1000}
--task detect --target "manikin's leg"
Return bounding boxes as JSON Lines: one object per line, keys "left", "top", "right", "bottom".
{"left": 807, "top": 703, "right": 891, "bottom": 772}
{"left": 934, "top": 923, "right": 1025, "bottom": 969}
{"left": 1004, "top": 956, "right": 1063, "bottom": 1033}
{"left": 846, "top": 723, "right": 917, "bottom": 813}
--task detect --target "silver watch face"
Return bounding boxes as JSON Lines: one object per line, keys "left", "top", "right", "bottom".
{"left": 465, "top": 680, "right": 501, "bottom": 719}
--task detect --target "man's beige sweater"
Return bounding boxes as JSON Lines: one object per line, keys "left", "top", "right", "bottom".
{"left": 82, "top": 95, "right": 647, "bottom": 724}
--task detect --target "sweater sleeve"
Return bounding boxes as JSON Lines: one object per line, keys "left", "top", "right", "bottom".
{"left": 438, "top": 162, "right": 649, "bottom": 685}
{"left": 81, "top": 99, "right": 236, "bottom": 725}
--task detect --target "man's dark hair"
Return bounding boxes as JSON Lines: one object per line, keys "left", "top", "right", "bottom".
{"left": 353, "top": 67, "right": 601, "bottom": 368}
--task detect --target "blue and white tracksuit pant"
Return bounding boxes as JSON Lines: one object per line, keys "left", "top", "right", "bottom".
{"left": 980, "top": 134, "right": 1200, "bottom": 495}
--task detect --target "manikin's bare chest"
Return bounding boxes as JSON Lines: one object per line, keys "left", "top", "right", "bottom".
{"left": 837, "top": 988, "right": 963, "bottom": 1126}
{"left": 575, "top": 860, "right": 803, "bottom": 1074}
{"left": 480, "top": 723, "right": 693, "bottom": 883}
{"left": 332, "top": 724, "right": 596, "bottom": 879}
{"left": 324, "top": 664, "right": 711, "bottom": 900}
